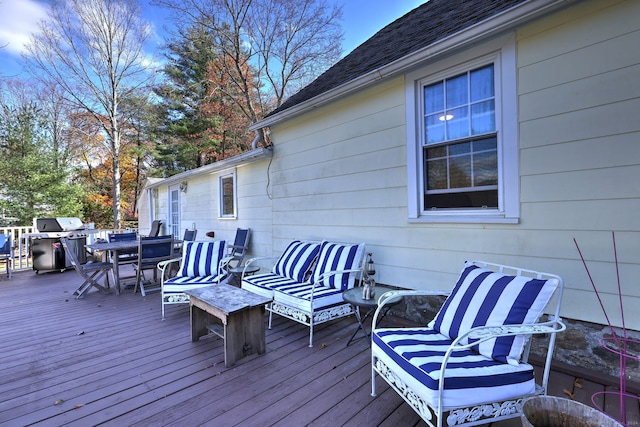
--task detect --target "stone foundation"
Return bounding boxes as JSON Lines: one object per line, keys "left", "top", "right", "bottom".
{"left": 382, "top": 291, "right": 640, "bottom": 384}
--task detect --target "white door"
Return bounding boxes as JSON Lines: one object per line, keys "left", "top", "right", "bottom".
{"left": 168, "top": 186, "right": 180, "bottom": 239}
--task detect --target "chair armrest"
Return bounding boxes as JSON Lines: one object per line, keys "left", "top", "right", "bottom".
{"left": 219, "top": 255, "right": 233, "bottom": 269}
{"left": 234, "top": 256, "right": 280, "bottom": 283}
{"left": 157, "top": 257, "right": 182, "bottom": 281}
{"left": 242, "top": 256, "right": 279, "bottom": 269}
{"left": 372, "top": 289, "right": 451, "bottom": 329}
{"left": 228, "top": 244, "right": 248, "bottom": 250}
{"left": 237, "top": 256, "right": 281, "bottom": 280}
{"left": 429, "top": 317, "right": 566, "bottom": 409}
{"left": 313, "top": 268, "right": 362, "bottom": 285}
{"left": 306, "top": 268, "right": 364, "bottom": 298}
{"left": 245, "top": 255, "right": 279, "bottom": 264}
{"left": 439, "top": 318, "right": 566, "bottom": 375}
{"left": 456, "top": 317, "right": 566, "bottom": 348}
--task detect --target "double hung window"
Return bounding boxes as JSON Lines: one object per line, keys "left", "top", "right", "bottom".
{"left": 423, "top": 64, "right": 498, "bottom": 210}
{"left": 407, "top": 36, "right": 519, "bottom": 223}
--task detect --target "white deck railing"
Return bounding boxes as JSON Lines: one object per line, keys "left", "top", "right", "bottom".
{"left": 1, "top": 226, "right": 132, "bottom": 273}
{"left": 2, "top": 225, "right": 36, "bottom": 271}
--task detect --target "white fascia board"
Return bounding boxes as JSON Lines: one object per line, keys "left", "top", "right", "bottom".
{"left": 144, "top": 147, "right": 272, "bottom": 190}
{"left": 250, "top": 0, "right": 575, "bottom": 131}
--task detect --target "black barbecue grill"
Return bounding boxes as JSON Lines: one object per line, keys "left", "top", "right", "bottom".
{"left": 31, "top": 217, "right": 87, "bottom": 273}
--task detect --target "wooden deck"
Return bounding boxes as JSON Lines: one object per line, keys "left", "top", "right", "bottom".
{"left": 1, "top": 268, "right": 638, "bottom": 426}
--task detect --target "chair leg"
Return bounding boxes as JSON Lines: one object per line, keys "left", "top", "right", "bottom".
{"left": 74, "top": 270, "right": 109, "bottom": 299}
{"left": 134, "top": 267, "right": 141, "bottom": 294}
{"left": 138, "top": 267, "right": 162, "bottom": 296}
{"left": 73, "top": 281, "right": 93, "bottom": 298}
{"left": 371, "top": 365, "right": 377, "bottom": 397}
{"left": 1, "top": 258, "right": 11, "bottom": 279}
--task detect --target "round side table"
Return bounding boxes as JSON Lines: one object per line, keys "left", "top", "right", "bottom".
{"left": 342, "top": 285, "right": 397, "bottom": 346}
{"left": 227, "top": 264, "right": 260, "bottom": 286}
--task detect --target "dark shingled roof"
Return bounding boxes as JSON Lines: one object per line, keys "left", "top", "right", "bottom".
{"left": 267, "top": 0, "right": 529, "bottom": 118}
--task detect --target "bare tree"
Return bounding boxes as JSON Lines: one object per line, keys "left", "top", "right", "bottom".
{"left": 23, "top": 0, "right": 152, "bottom": 228}
{"left": 154, "top": 0, "right": 343, "bottom": 132}
{"left": 35, "top": 80, "right": 74, "bottom": 169}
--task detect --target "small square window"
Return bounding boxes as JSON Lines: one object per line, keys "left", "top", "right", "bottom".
{"left": 219, "top": 171, "right": 237, "bottom": 218}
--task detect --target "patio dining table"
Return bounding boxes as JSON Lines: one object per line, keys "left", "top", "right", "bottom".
{"left": 86, "top": 238, "right": 183, "bottom": 295}
{"left": 86, "top": 240, "right": 140, "bottom": 295}
{"left": 87, "top": 239, "right": 183, "bottom": 295}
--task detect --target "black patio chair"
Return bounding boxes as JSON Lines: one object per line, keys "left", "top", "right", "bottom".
{"left": 221, "top": 228, "right": 251, "bottom": 270}
{"left": 0, "top": 233, "right": 13, "bottom": 279}
{"left": 148, "top": 220, "right": 162, "bottom": 237}
{"left": 132, "top": 235, "right": 174, "bottom": 296}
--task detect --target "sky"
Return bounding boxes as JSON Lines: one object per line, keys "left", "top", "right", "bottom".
{"left": 0, "top": 0, "right": 425, "bottom": 79}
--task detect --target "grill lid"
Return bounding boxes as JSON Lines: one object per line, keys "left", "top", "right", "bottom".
{"left": 36, "top": 217, "right": 84, "bottom": 232}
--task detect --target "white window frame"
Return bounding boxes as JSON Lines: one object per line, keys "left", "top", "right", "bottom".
{"left": 218, "top": 169, "right": 237, "bottom": 219}
{"left": 168, "top": 185, "right": 181, "bottom": 238}
{"left": 406, "top": 34, "right": 519, "bottom": 224}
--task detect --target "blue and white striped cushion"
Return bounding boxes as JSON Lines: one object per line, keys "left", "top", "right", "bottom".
{"left": 242, "top": 272, "right": 303, "bottom": 299}
{"left": 165, "top": 275, "right": 223, "bottom": 286}
{"left": 272, "top": 282, "right": 346, "bottom": 312}
{"left": 429, "top": 262, "right": 559, "bottom": 365}
{"left": 163, "top": 275, "right": 225, "bottom": 300}
{"left": 372, "top": 327, "right": 536, "bottom": 408}
{"left": 272, "top": 240, "right": 320, "bottom": 282}
{"left": 310, "top": 242, "right": 364, "bottom": 290}
{"left": 177, "top": 241, "right": 226, "bottom": 278}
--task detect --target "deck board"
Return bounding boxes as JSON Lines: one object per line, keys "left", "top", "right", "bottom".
{"left": 0, "top": 269, "right": 638, "bottom": 426}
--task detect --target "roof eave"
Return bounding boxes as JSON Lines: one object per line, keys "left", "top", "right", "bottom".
{"left": 144, "top": 147, "right": 273, "bottom": 190}
{"left": 249, "top": 0, "right": 575, "bottom": 131}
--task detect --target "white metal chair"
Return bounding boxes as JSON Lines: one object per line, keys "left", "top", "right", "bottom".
{"left": 157, "top": 240, "right": 228, "bottom": 319}
{"left": 242, "top": 239, "right": 365, "bottom": 347}
{"left": 371, "top": 260, "right": 566, "bottom": 427}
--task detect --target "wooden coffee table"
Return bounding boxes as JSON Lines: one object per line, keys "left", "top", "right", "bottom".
{"left": 185, "top": 284, "right": 272, "bottom": 367}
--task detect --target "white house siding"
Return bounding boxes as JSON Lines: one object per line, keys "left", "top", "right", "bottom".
{"left": 268, "top": 77, "right": 416, "bottom": 268}
{"left": 147, "top": 161, "right": 273, "bottom": 259}
{"left": 265, "top": 0, "right": 640, "bottom": 329}
{"left": 269, "top": 76, "right": 471, "bottom": 290}
{"left": 179, "top": 177, "right": 214, "bottom": 236}
{"left": 154, "top": 187, "right": 169, "bottom": 233}
{"left": 235, "top": 163, "right": 274, "bottom": 259}
{"left": 516, "top": 0, "right": 640, "bottom": 329}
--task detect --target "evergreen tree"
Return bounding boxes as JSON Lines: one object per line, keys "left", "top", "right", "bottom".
{"left": 0, "top": 94, "right": 84, "bottom": 225}
{"left": 153, "top": 23, "right": 223, "bottom": 174}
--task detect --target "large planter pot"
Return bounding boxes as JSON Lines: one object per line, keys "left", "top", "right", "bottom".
{"left": 521, "top": 396, "right": 623, "bottom": 427}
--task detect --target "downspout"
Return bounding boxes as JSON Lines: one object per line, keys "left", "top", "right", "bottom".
{"left": 251, "top": 129, "right": 262, "bottom": 149}
{"left": 147, "top": 188, "right": 155, "bottom": 228}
